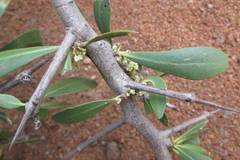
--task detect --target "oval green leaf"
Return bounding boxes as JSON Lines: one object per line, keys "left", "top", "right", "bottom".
{"left": 0, "top": 46, "right": 59, "bottom": 77}
{"left": 182, "top": 136, "right": 200, "bottom": 145}
{"left": 94, "top": 0, "right": 112, "bottom": 45}
{"left": 142, "top": 98, "right": 153, "bottom": 115}
{"left": 0, "top": 111, "right": 12, "bottom": 125}
{"left": 44, "top": 77, "right": 98, "bottom": 98}
{"left": 0, "top": 131, "right": 14, "bottom": 139}
{"left": 0, "top": 29, "right": 42, "bottom": 52}
{"left": 84, "top": 30, "right": 137, "bottom": 46}
{"left": 77, "top": 4, "right": 84, "bottom": 17}
{"left": 52, "top": 99, "right": 114, "bottom": 124}
{"left": 40, "top": 102, "right": 71, "bottom": 109}
{"left": 177, "top": 144, "right": 205, "bottom": 153}
{"left": 124, "top": 47, "right": 228, "bottom": 80}
{"left": 175, "top": 146, "right": 212, "bottom": 160}
{"left": 174, "top": 119, "right": 208, "bottom": 144}
{"left": 0, "top": 94, "right": 24, "bottom": 109}
{"left": 159, "top": 112, "right": 169, "bottom": 127}
{"left": 143, "top": 75, "right": 167, "bottom": 119}
{"left": 61, "top": 50, "right": 72, "bottom": 75}
{"left": 0, "top": 0, "right": 12, "bottom": 18}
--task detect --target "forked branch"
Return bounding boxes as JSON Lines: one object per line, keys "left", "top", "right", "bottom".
{"left": 61, "top": 116, "right": 125, "bottom": 160}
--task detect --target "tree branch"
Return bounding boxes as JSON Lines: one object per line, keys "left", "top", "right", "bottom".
{"left": 61, "top": 116, "right": 125, "bottom": 160}
{"left": 163, "top": 109, "right": 221, "bottom": 137}
{"left": 140, "top": 93, "right": 180, "bottom": 111}
{"left": 126, "top": 81, "right": 240, "bottom": 113}
{"left": 0, "top": 56, "right": 52, "bottom": 93}
{"left": 48, "top": 0, "right": 174, "bottom": 159}
{"left": 10, "top": 32, "right": 76, "bottom": 149}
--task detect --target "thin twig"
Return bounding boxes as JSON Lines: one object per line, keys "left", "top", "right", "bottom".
{"left": 140, "top": 93, "right": 180, "bottom": 111}
{"left": 10, "top": 32, "right": 76, "bottom": 149}
{"left": 0, "top": 56, "right": 52, "bottom": 93}
{"left": 126, "top": 81, "right": 240, "bottom": 113}
{"left": 61, "top": 116, "right": 125, "bottom": 160}
{"left": 163, "top": 109, "right": 221, "bottom": 137}
{"left": 166, "top": 103, "right": 180, "bottom": 111}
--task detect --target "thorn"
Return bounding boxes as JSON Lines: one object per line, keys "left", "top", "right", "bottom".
{"left": 9, "top": 104, "right": 34, "bottom": 149}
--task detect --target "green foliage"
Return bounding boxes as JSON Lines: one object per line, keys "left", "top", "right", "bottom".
{"left": 171, "top": 119, "right": 211, "bottom": 160}
{"left": 44, "top": 77, "right": 98, "bottom": 98}
{"left": 142, "top": 76, "right": 167, "bottom": 119}
{"left": 84, "top": 30, "right": 137, "bottom": 46}
{"left": 94, "top": 0, "right": 113, "bottom": 45}
{"left": 175, "top": 145, "right": 212, "bottom": 160}
{"left": 0, "top": 131, "right": 14, "bottom": 139}
{"left": 0, "top": 111, "right": 11, "bottom": 125}
{"left": 61, "top": 50, "right": 72, "bottom": 75}
{"left": 122, "top": 47, "right": 228, "bottom": 80}
{"left": 16, "top": 102, "right": 71, "bottom": 118}
{"left": 0, "top": 0, "right": 11, "bottom": 18}
{"left": 52, "top": 99, "right": 114, "bottom": 124}
{"left": 159, "top": 113, "right": 169, "bottom": 127}
{"left": 174, "top": 119, "right": 208, "bottom": 144}
{"left": 142, "top": 98, "right": 153, "bottom": 115}
{"left": 0, "top": 29, "right": 42, "bottom": 51}
{"left": 77, "top": 4, "right": 84, "bottom": 17}
{"left": 0, "top": 46, "right": 59, "bottom": 77}
{"left": 0, "top": 94, "right": 24, "bottom": 109}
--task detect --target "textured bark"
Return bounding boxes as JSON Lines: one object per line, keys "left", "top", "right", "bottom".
{"left": 50, "top": 0, "right": 173, "bottom": 159}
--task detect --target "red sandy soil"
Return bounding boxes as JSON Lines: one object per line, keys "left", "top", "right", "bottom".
{"left": 0, "top": 0, "right": 239, "bottom": 160}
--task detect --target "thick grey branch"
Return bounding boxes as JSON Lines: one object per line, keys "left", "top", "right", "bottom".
{"left": 61, "top": 116, "right": 125, "bottom": 160}
{"left": 126, "top": 81, "right": 240, "bottom": 113}
{"left": 163, "top": 109, "right": 221, "bottom": 137}
{"left": 10, "top": 32, "right": 76, "bottom": 149}
{"left": 0, "top": 56, "right": 52, "bottom": 93}
{"left": 49, "top": 0, "right": 173, "bottom": 159}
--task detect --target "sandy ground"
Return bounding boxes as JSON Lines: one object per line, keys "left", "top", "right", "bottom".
{"left": 0, "top": 0, "right": 239, "bottom": 160}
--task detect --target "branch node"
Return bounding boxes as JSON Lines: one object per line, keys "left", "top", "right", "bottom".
{"left": 20, "top": 73, "right": 32, "bottom": 84}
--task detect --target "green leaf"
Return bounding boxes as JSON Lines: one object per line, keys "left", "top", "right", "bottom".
{"left": 44, "top": 77, "right": 98, "bottom": 98}
{"left": 15, "top": 102, "right": 70, "bottom": 118}
{"left": 0, "top": 0, "right": 11, "bottom": 18}
{"left": 176, "top": 128, "right": 208, "bottom": 144}
{"left": 175, "top": 145, "right": 212, "bottom": 160}
{"left": 0, "top": 94, "right": 24, "bottom": 109}
{"left": 0, "top": 138, "right": 42, "bottom": 147}
{"left": 182, "top": 136, "right": 200, "bottom": 144}
{"left": 174, "top": 119, "right": 208, "bottom": 144}
{"left": 142, "top": 98, "right": 153, "bottom": 115}
{"left": 77, "top": 5, "right": 84, "bottom": 17}
{"left": 0, "top": 29, "right": 42, "bottom": 52}
{"left": 123, "top": 47, "right": 228, "bottom": 80}
{"left": 40, "top": 102, "right": 71, "bottom": 109}
{"left": 94, "top": 0, "right": 112, "bottom": 45}
{"left": 14, "top": 106, "right": 48, "bottom": 118}
{"left": 0, "top": 46, "right": 59, "bottom": 77}
{"left": 138, "top": 64, "right": 142, "bottom": 77}
{"left": 159, "top": 112, "right": 169, "bottom": 127}
{"left": 0, "top": 111, "right": 11, "bottom": 125}
{"left": 61, "top": 50, "right": 72, "bottom": 75}
{"left": 52, "top": 99, "right": 114, "bottom": 124}
{"left": 84, "top": 30, "right": 137, "bottom": 46}
{"left": 0, "top": 131, "right": 14, "bottom": 139}
{"left": 177, "top": 144, "right": 205, "bottom": 153}
{"left": 143, "top": 76, "right": 167, "bottom": 119}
